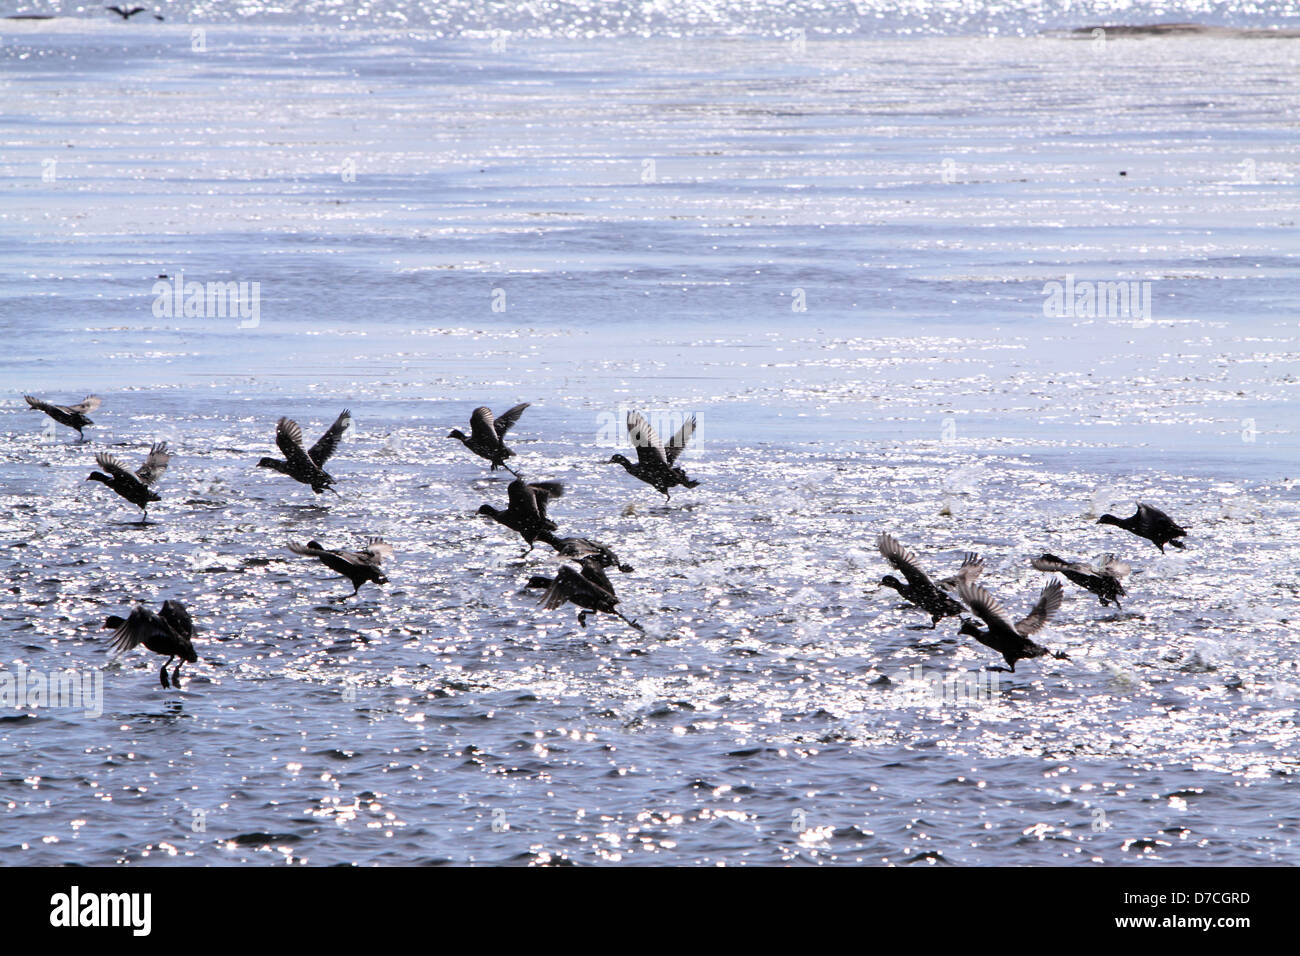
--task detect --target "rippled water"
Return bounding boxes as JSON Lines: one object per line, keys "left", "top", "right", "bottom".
{"left": 1, "top": 11, "right": 1299, "bottom": 865}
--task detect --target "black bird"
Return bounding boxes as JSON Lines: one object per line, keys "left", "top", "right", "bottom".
{"left": 106, "top": 5, "right": 147, "bottom": 18}
{"left": 607, "top": 410, "right": 699, "bottom": 500}
{"left": 1098, "top": 503, "right": 1188, "bottom": 553}
{"left": 257, "top": 410, "right": 349, "bottom": 495}
{"left": 545, "top": 535, "right": 633, "bottom": 573}
{"left": 287, "top": 538, "right": 393, "bottom": 597}
{"left": 527, "top": 556, "right": 643, "bottom": 632}
{"left": 25, "top": 394, "right": 101, "bottom": 440}
{"left": 447, "top": 403, "right": 529, "bottom": 475}
{"left": 1031, "top": 553, "right": 1130, "bottom": 608}
{"left": 478, "top": 479, "right": 564, "bottom": 551}
{"left": 104, "top": 600, "right": 197, "bottom": 689}
{"left": 877, "top": 532, "right": 983, "bottom": 628}
{"left": 957, "top": 578, "right": 1068, "bottom": 673}
{"left": 86, "top": 442, "right": 170, "bottom": 521}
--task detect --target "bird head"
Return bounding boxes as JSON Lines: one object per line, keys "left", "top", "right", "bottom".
{"left": 879, "top": 574, "right": 903, "bottom": 591}
{"left": 447, "top": 429, "right": 466, "bottom": 441}
{"left": 607, "top": 454, "right": 630, "bottom": 467}
{"left": 476, "top": 504, "right": 498, "bottom": 518}
{"left": 957, "top": 618, "right": 982, "bottom": 637}
{"left": 86, "top": 471, "right": 110, "bottom": 485}
{"left": 255, "top": 457, "right": 278, "bottom": 469}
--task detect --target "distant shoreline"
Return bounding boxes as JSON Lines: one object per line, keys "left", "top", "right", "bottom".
{"left": 1059, "top": 21, "right": 1300, "bottom": 38}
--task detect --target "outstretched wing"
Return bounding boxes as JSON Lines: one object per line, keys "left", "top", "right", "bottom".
{"left": 1099, "top": 555, "right": 1131, "bottom": 579}
{"left": 876, "top": 532, "right": 931, "bottom": 592}
{"left": 308, "top": 410, "right": 351, "bottom": 466}
{"left": 626, "top": 411, "right": 668, "bottom": 468}
{"left": 134, "top": 442, "right": 170, "bottom": 486}
{"left": 69, "top": 396, "right": 102, "bottom": 414}
{"left": 664, "top": 414, "right": 696, "bottom": 464}
{"left": 357, "top": 538, "right": 394, "bottom": 566}
{"left": 24, "top": 395, "right": 59, "bottom": 415}
{"left": 287, "top": 541, "right": 330, "bottom": 558}
{"left": 940, "top": 552, "right": 984, "bottom": 590}
{"left": 957, "top": 581, "right": 1017, "bottom": 633}
{"left": 541, "top": 565, "right": 611, "bottom": 611}
{"left": 107, "top": 607, "right": 166, "bottom": 657}
{"left": 1015, "top": 579, "right": 1063, "bottom": 636}
{"left": 94, "top": 452, "right": 141, "bottom": 487}
{"left": 493, "top": 402, "right": 530, "bottom": 438}
{"left": 468, "top": 407, "right": 499, "bottom": 446}
{"left": 1031, "top": 553, "right": 1088, "bottom": 575}
{"left": 276, "top": 418, "right": 319, "bottom": 472}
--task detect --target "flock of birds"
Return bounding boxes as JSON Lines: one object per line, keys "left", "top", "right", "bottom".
{"left": 22, "top": 393, "right": 704, "bottom": 689}
{"left": 875, "top": 498, "right": 1188, "bottom": 672}
{"left": 21, "top": 391, "right": 1190, "bottom": 689}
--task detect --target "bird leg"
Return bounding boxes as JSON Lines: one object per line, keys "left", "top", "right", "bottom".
{"left": 159, "top": 656, "right": 174, "bottom": 689}
{"left": 616, "top": 611, "right": 645, "bottom": 633}
{"left": 172, "top": 662, "right": 184, "bottom": 686}
{"left": 577, "top": 611, "right": 588, "bottom": 629}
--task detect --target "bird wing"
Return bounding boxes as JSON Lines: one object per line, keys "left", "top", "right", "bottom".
{"left": 468, "top": 407, "right": 499, "bottom": 446}
{"left": 493, "top": 402, "right": 530, "bottom": 437}
{"left": 876, "top": 532, "right": 931, "bottom": 592}
{"left": 308, "top": 409, "right": 350, "bottom": 466}
{"left": 107, "top": 607, "right": 166, "bottom": 657}
{"left": 957, "top": 581, "right": 1016, "bottom": 633}
{"left": 93, "top": 452, "right": 141, "bottom": 487}
{"left": 287, "top": 541, "right": 330, "bottom": 558}
{"left": 664, "top": 414, "right": 696, "bottom": 464}
{"left": 507, "top": 479, "right": 544, "bottom": 523}
{"left": 1099, "top": 555, "right": 1131, "bottom": 579}
{"left": 579, "top": 559, "right": 617, "bottom": 597}
{"left": 358, "top": 538, "right": 394, "bottom": 566}
{"left": 940, "top": 552, "right": 984, "bottom": 589}
{"left": 276, "top": 418, "right": 318, "bottom": 471}
{"left": 541, "top": 565, "right": 610, "bottom": 610}
{"left": 69, "top": 396, "right": 102, "bottom": 414}
{"left": 24, "top": 395, "right": 59, "bottom": 415}
{"left": 1030, "top": 553, "right": 1090, "bottom": 575}
{"left": 528, "top": 481, "right": 564, "bottom": 523}
{"left": 626, "top": 411, "right": 668, "bottom": 468}
{"left": 134, "top": 442, "right": 170, "bottom": 486}
{"left": 159, "top": 599, "right": 194, "bottom": 638}
{"left": 1015, "top": 579, "right": 1063, "bottom": 636}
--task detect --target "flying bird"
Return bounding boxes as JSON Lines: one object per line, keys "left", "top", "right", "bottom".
{"left": 1097, "top": 503, "right": 1188, "bottom": 553}
{"left": 527, "top": 556, "right": 643, "bottom": 632}
{"left": 287, "top": 538, "right": 393, "bottom": 597}
{"left": 957, "top": 578, "right": 1068, "bottom": 673}
{"left": 478, "top": 479, "right": 564, "bottom": 552}
{"left": 447, "top": 403, "right": 529, "bottom": 475}
{"left": 86, "top": 442, "right": 170, "bottom": 521}
{"left": 256, "top": 410, "right": 350, "bottom": 494}
{"left": 1031, "top": 553, "right": 1130, "bottom": 608}
{"left": 877, "top": 532, "right": 982, "bottom": 628}
{"left": 607, "top": 410, "right": 700, "bottom": 500}
{"left": 104, "top": 600, "right": 197, "bottom": 689}
{"left": 545, "top": 536, "right": 633, "bottom": 573}
{"left": 24, "top": 394, "right": 101, "bottom": 441}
